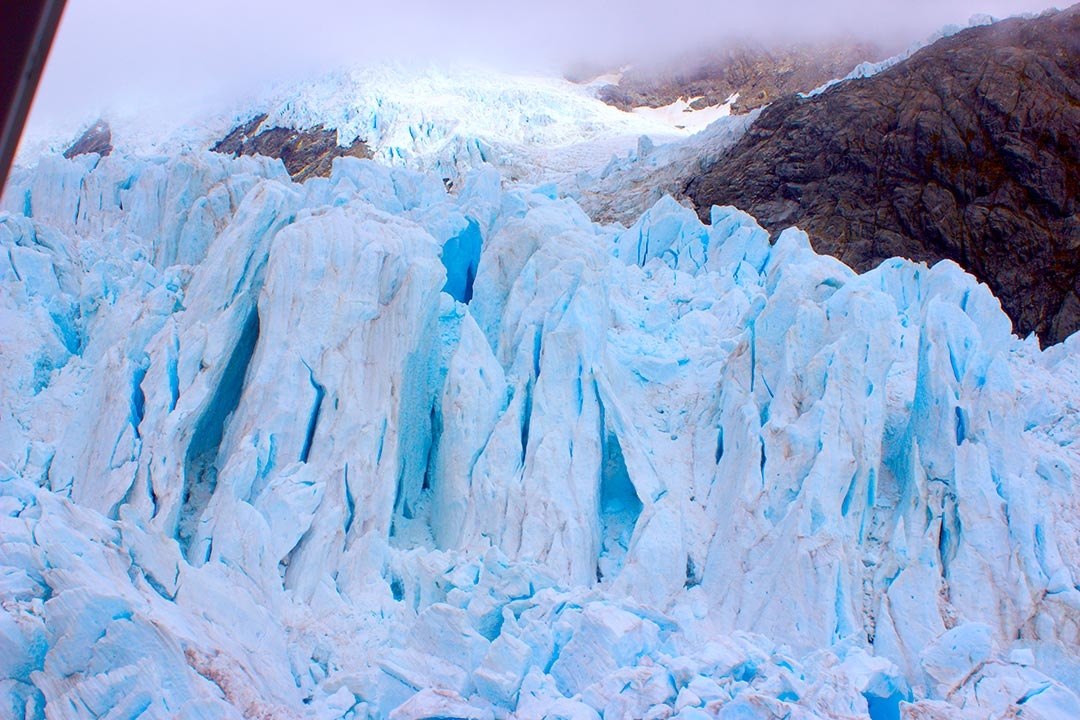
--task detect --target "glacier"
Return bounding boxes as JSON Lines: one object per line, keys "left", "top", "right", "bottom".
{"left": 4, "top": 89, "right": 1080, "bottom": 719}
{"left": 16, "top": 63, "right": 754, "bottom": 229}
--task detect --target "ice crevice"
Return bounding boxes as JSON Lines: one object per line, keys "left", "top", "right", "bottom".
{"left": 178, "top": 305, "right": 260, "bottom": 558}
{"left": 298, "top": 358, "right": 325, "bottom": 464}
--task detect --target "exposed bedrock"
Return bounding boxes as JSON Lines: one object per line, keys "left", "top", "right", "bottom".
{"left": 684, "top": 6, "right": 1080, "bottom": 345}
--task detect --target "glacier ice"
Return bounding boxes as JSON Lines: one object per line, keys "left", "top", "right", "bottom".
{"left": 3, "top": 140, "right": 1080, "bottom": 720}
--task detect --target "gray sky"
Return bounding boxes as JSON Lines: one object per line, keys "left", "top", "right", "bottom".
{"left": 29, "top": 0, "right": 1063, "bottom": 125}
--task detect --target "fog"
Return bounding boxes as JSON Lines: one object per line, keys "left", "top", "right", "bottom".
{"left": 28, "top": 0, "right": 1063, "bottom": 125}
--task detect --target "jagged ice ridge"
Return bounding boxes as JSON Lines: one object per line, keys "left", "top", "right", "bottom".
{"left": 2, "top": 122, "right": 1080, "bottom": 719}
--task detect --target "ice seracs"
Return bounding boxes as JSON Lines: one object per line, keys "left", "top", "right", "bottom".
{"left": 3, "top": 100, "right": 1080, "bottom": 718}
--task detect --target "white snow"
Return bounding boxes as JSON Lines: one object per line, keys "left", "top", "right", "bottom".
{"left": 16, "top": 63, "right": 698, "bottom": 184}
{"left": 2, "top": 54, "right": 1080, "bottom": 720}
{"left": 631, "top": 96, "right": 735, "bottom": 135}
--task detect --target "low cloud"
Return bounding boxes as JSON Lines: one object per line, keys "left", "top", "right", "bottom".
{"left": 30, "top": 0, "right": 1062, "bottom": 125}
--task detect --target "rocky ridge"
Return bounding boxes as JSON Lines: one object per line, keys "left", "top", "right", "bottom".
{"left": 682, "top": 5, "right": 1080, "bottom": 344}
{"left": 62, "top": 119, "right": 112, "bottom": 159}
{"left": 212, "top": 114, "right": 371, "bottom": 182}
{"left": 594, "top": 40, "right": 885, "bottom": 115}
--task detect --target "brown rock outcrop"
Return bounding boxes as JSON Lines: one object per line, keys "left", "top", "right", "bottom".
{"left": 683, "top": 6, "right": 1080, "bottom": 344}
{"left": 212, "top": 114, "right": 371, "bottom": 183}
{"left": 63, "top": 120, "right": 112, "bottom": 159}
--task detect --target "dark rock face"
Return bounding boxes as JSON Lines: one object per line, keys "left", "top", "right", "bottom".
{"left": 597, "top": 41, "right": 884, "bottom": 116}
{"left": 212, "top": 114, "right": 371, "bottom": 183}
{"left": 683, "top": 7, "right": 1080, "bottom": 344}
{"left": 63, "top": 120, "right": 112, "bottom": 159}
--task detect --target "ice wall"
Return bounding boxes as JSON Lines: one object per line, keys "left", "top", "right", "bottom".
{"left": 2, "top": 149, "right": 1080, "bottom": 719}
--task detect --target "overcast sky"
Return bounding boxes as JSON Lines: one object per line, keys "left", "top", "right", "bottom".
{"left": 29, "top": 0, "right": 1062, "bottom": 126}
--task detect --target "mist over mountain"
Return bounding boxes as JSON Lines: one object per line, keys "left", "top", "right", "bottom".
{"left": 28, "top": 0, "right": 1059, "bottom": 126}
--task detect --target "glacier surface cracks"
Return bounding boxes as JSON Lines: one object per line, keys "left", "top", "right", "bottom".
{"left": 2, "top": 128, "right": 1080, "bottom": 720}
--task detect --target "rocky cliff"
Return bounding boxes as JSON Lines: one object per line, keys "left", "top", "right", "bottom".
{"left": 683, "top": 6, "right": 1080, "bottom": 344}
{"left": 596, "top": 40, "right": 884, "bottom": 115}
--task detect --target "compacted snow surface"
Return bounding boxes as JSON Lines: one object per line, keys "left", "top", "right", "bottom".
{"left": 3, "top": 64, "right": 1080, "bottom": 720}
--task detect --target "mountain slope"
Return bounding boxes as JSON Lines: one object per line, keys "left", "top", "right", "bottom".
{"left": 595, "top": 39, "right": 885, "bottom": 115}
{"left": 683, "top": 5, "right": 1080, "bottom": 344}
